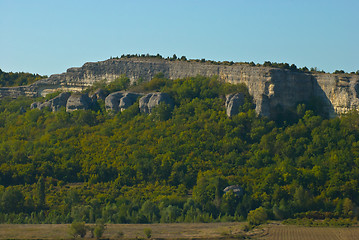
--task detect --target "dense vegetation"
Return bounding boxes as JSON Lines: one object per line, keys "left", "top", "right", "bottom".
{"left": 0, "top": 75, "right": 358, "bottom": 224}
{"left": 0, "top": 69, "right": 46, "bottom": 87}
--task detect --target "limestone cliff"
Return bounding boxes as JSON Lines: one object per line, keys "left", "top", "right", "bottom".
{"left": 1, "top": 58, "right": 359, "bottom": 118}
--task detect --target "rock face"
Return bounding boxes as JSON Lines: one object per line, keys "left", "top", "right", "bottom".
{"left": 31, "top": 92, "right": 71, "bottom": 112}
{"left": 3, "top": 58, "right": 359, "bottom": 118}
{"left": 105, "top": 91, "right": 142, "bottom": 112}
{"left": 139, "top": 93, "right": 174, "bottom": 114}
{"left": 225, "top": 93, "right": 245, "bottom": 117}
{"left": 119, "top": 92, "right": 142, "bottom": 111}
{"left": 66, "top": 94, "right": 92, "bottom": 112}
{"left": 90, "top": 89, "right": 107, "bottom": 101}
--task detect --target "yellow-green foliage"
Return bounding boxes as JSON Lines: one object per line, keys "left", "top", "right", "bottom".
{"left": 0, "top": 76, "right": 358, "bottom": 224}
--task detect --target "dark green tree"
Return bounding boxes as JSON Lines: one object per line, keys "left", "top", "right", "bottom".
{"left": 36, "top": 176, "right": 45, "bottom": 209}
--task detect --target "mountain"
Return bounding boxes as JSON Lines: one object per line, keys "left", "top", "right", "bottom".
{"left": 1, "top": 57, "right": 359, "bottom": 118}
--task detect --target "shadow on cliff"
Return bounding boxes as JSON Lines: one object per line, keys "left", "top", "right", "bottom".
{"left": 309, "top": 75, "right": 335, "bottom": 118}
{"left": 271, "top": 74, "right": 335, "bottom": 124}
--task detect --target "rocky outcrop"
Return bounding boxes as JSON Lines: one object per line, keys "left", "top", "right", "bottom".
{"left": 105, "top": 92, "right": 142, "bottom": 112}
{"left": 225, "top": 93, "right": 244, "bottom": 117}
{"left": 223, "top": 185, "right": 243, "bottom": 197}
{"left": 31, "top": 92, "right": 71, "bottom": 112}
{"left": 30, "top": 102, "right": 40, "bottom": 109}
{"left": 3, "top": 58, "right": 359, "bottom": 118}
{"left": 66, "top": 94, "right": 92, "bottom": 112}
{"left": 90, "top": 89, "right": 107, "bottom": 101}
{"left": 119, "top": 92, "right": 142, "bottom": 111}
{"left": 139, "top": 92, "right": 174, "bottom": 114}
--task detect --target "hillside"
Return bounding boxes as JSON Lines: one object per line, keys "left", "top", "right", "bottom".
{"left": 0, "top": 74, "right": 358, "bottom": 224}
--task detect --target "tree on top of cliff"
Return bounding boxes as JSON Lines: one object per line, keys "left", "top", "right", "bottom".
{"left": 0, "top": 70, "right": 47, "bottom": 87}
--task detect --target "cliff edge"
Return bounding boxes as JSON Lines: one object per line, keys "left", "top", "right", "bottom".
{"left": 1, "top": 58, "right": 358, "bottom": 118}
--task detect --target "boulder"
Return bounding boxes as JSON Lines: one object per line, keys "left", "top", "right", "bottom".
{"left": 223, "top": 185, "right": 243, "bottom": 197}
{"left": 30, "top": 92, "right": 71, "bottom": 112}
{"left": 105, "top": 91, "right": 142, "bottom": 112}
{"left": 66, "top": 93, "right": 92, "bottom": 112}
{"left": 225, "top": 93, "right": 244, "bottom": 117}
{"left": 50, "top": 92, "right": 72, "bottom": 111}
{"left": 139, "top": 92, "right": 174, "bottom": 114}
{"left": 119, "top": 93, "right": 142, "bottom": 111}
{"left": 105, "top": 92, "right": 123, "bottom": 112}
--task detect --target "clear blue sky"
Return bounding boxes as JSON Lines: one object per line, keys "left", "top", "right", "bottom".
{"left": 1, "top": 0, "right": 358, "bottom": 76}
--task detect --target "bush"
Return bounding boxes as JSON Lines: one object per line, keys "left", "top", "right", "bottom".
{"left": 247, "top": 207, "right": 267, "bottom": 226}
{"left": 94, "top": 219, "right": 106, "bottom": 239}
{"left": 70, "top": 222, "right": 87, "bottom": 238}
{"left": 144, "top": 228, "right": 152, "bottom": 239}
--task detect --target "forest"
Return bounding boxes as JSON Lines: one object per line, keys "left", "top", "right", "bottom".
{"left": 0, "top": 69, "right": 47, "bottom": 87}
{"left": 0, "top": 72, "right": 358, "bottom": 224}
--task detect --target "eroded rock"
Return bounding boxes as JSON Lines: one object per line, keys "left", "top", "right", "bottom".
{"left": 90, "top": 89, "right": 107, "bottom": 101}
{"left": 66, "top": 93, "right": 92, "bottom": 112}
{"left": 105, "top": 92, "right": 123, "bottom": 112}
{"left": 105, "top": 91, "right": 142, "bottom": 112}
{"left": 31, "top": 92, "right": 71, "bottom": 112}
{"left": 51, "top": 92, "right": 72, "bottom": 111}
{"left": 6, "top": 58, "right": 359, "bottom": 118}
{"left": 139, "top": 92, "right": 173, "bottom": 114}
{"left": 225, "top": 93, "right": 244, "bottom": 117}
{"left": 119, "top": 92, "right": 142, "bottom": 111}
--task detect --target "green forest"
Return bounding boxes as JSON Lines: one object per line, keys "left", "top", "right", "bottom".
{"left": 0, "top": 69, "right": 47, "bottom": 87}
{"left": 0, "top": 73, "right": 358, "bottom": 224}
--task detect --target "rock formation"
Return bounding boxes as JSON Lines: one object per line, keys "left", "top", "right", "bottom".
{"left": 90, "top": 89, "right": 107, "bottom": 101}
{"left": 3, "top": 58, "right": 359, "bottom": 118}
{"left": 223, "top": 185, "right": 243, "bottom": 197}
{"left": 225, "top": 93, "right": 245, "bottom": 117}
{"left": 66, "top": 94, "right": 92, "bottom": 112}
{"left": 105, "top": 91, "right": 142, "bottom": 112}
{"left": 119, "top": 92, "right": 142, "bottom": 111}
{"left": 31, "top": 92, "right": 71, "bottom": 112}
{"left": 139, "top": 92, "right": 174, "bottom": 114}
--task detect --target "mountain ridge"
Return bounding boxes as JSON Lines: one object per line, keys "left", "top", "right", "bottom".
{"left": 1, "top": 57, "right": 359, "bottom": 118}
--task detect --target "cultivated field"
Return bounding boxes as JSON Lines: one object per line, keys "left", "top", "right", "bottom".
{"left": 0, "top": 222, "right": 359, "bottom": 239}
{"left": 260, "top": 223, "right": 359, "bottom": 240}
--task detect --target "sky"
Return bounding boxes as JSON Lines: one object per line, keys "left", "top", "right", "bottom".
{"left": 1, "top": 0, "right": 358, "bottom": 76}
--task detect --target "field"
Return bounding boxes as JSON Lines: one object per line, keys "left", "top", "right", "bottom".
{"left": 261, "top": 223, "right": 359, "bottom": 240}
{"left": 0, "top": 222, "right": 359, "bottom": 239}
{"left": 0, "top": 222, "right": 247, "bottom": 239}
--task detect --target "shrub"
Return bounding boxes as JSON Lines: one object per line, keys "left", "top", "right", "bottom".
{"left": 144, "top": 228, "right": 152, "bottom": 239}
{"left": 69, "top": 222, "right": 87, "bottom": 238}
{"left": 93, "top": 219, "right": 106, "bottom": 239}
{"left": 247, "top": 207, "right": 267, "bottom": 226}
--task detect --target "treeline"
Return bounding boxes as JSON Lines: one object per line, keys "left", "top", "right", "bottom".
{"left": 0, "top": 76, "right": 358, "bottom": 224}
{"left": 0, "top": 69, "right": 47, "bottom": 87}
{"left": 111, "top": 54, "right": 359, "bottom": 74}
